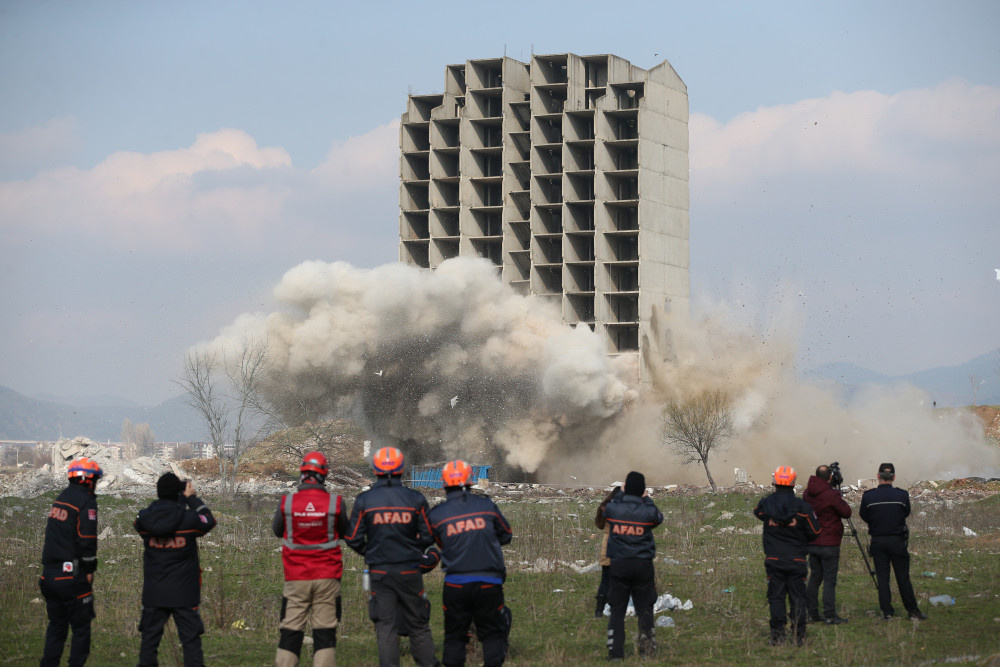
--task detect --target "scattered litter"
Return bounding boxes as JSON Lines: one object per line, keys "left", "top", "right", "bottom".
{"left": 929, "top": 595, "right": 955, "bottom": 606}
{"left": 655, "top": 616, "right": 675, "bottom": 628}
{"left": 30, "top": 598, "right": 41, "bottom": 604}
{"left": 722, "top": 588, "right": 734, "bottom": 593}
{"left": 654, "top": 593, "right": 692, "bottom": 612}
{"left": 231, "top": 619, "right": 246, "bottom": 630}
{"left": 945, "top": 577, "right": 959, "bottom": 582}
{"left": 963, "top": 527, "right": 978, "bottom": 537}
{"left": 922, "top": 572, "right": 937, "bottom": 578}
{"left": 552, "top": 589, "right": 564, "bottom": 593}
{"left": 663, "top": 557, "right": 682, "bottom": 566}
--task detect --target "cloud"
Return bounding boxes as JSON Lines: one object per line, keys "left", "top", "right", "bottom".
{"left": 310, "top": 119, "right": 400, "bottom": 191}
{"left": 691, "top": 79, "right": 1000, "bottom": 187}
{"left": 0, "top": 117, "right": 83, "bottom": 178}
{"left": 0, "top": 128, "right": 294, "bottom": 251}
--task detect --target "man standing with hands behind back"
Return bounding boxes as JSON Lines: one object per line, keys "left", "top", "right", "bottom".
{"left": 859, "top": 462, "right": 927, "bottom": 621}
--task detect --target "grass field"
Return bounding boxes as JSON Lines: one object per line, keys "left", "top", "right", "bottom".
{"left": 1, "top": 486, "right": 998, "bottom": 665}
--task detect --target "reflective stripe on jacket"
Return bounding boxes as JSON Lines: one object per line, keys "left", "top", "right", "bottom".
{"left": 274, "top": 483, "right": 345, "bottom": 581}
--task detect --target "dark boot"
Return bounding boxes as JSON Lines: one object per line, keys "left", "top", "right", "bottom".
{"left": 594, "top": 595, "right": 607, "bottom": 618}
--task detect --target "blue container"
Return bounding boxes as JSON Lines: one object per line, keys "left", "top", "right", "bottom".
{"left": 408, "top": 464, "right": 492, "bottom": 488}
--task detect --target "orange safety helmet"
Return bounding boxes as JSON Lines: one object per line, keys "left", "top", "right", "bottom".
{"left": 773, "top": 465, "right": 797, "bottom": 487}
{"left": 300, "top": 451, "right": 328, "bottom": 476}
{"left": 441, "top": 460, "right": 472, "bottom": 488}
{"left": 372, "top": 447, "right": 404, "bottom": 475}
{"left": 67, "top": 457, "right": 103, "bottom": 481}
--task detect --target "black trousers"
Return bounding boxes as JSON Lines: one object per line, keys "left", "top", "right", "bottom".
{"left": 870, "top": 535, "right": 919, "bottom": 616}
{"left": 805, "top": 544, "right": 841, "bottom": 618}
{"left": 138, "top": 606, "right": 204, "bottom": 666}
{"left": 39, "top": 569, "right": 95, "bottom": 667}
{"left": 442, "top": 580, "right": 510, "bottom": 667}
{"left": 765, "top": 558, "right": 807, "bottom": 640}
{"left": 606, "top": 558, "right": 656, "bottom": 659}
{"left": 368, "top": 566, "right": 437, "bottom": 667}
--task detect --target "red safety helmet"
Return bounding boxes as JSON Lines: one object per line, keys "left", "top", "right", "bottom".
{"left": 68, "top": 457, "right": 103, "bottom": 482}
{"left": 773, "top": 465, "right": 797, "bottom": 487}
{"left": 300, "top": 451, "right": 328, "bottom": 476}
{"left": 441, "top": 460, "right": 472, "bottom": 488}
{"left": 372, "top": 447, "right": 404, "bottom": 475}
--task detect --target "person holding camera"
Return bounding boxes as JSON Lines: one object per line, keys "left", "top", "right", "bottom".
{"left": 134, "top": 472, "right": 216, "bottom": 666}
{"left": 859, "top": 463, "right": 927, "bottom": 621}
{"left": 802, "top": 464, "right": 852, "bottom": 624}
{"left": 603, "top": 471, "right": 663, "bottom": 661}
{"left": 753, "top": 466, "right": 821, "bottom": 646}
{"left": 592, "top": 484, "right": 622, "bottom": 618}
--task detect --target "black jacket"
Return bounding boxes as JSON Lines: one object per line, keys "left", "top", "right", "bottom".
{"left": 344, "top": 477, "right": 434, "bottom": 566}
{"left": 753, "top": 486, "right": 821, "bottom": 561}
{"left": 42, "top": 482, "right": 99, "bottom": 575}
{"left": 428, "top": 488, "right": 512, "bottom": 580}
{"left": 603, "top": 493, "right": 663, "bottom": 560}
{"left": 134, "top": 494, "right": 216, "bottom": 608}
{"left": 859, "top": 483, "right": 910, "bottom": 536}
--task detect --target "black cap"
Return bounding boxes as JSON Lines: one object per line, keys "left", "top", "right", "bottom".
{"left": 157, "top": 472, "right": 185, "bottom": 500}
{"left": 878, "top": 462, "right": 895, "bottom": 475}
{"left": 624, "top": 471, "right": 646, "bottom": 497}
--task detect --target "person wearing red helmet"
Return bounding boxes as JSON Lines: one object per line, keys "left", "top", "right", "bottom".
{"left": 272, "top": 451, "right": 349, "bottom": 667}
{"left": 428, "top": 460, "right": 513, "bottom": 667}
{"left": 39, "top": 456, "right": 102, "bottom": 666}
{"left": 753, "top": 465, "right": 821, "bottom": 646}
{"left": 345, "top": 447, "right": 438, "bottom": 667}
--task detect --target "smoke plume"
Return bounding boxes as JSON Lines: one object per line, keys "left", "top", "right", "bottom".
{"left": 195, "top": 258, "right": 1000, "bottom": 486}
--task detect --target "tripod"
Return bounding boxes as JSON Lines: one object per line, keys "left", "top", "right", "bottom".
{"left": 836, "top": 482, "right": 878, "bottom": 591}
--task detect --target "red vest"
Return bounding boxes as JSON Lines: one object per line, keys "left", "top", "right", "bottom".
{"left": 280, "top": 486, "right": 343, "bottom": 581}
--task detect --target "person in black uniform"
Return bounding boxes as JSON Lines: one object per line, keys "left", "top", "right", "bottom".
{"left": 753, "top": 465, "right": 821, "bottom": 646}
{"left": 40, "top": 456, "right": 102, "bottom": 667}
{"left": 859, "top": 462, "right": 927, "bottom": 621}
{"left": 603, "top": 471, "right": 663, "bottom": 661}
{"left": 344, "top": 447, "right": 438, "bottom": 667}
{"left": 428, "top": 460, "right": 513, "bottom": 667}
{"left": 134, "top": 472, "right": 217, "bottom": 666}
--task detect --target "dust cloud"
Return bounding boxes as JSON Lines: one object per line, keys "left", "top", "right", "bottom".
{"left": 194, "top": 258, "right": 1000, "bottom": 486}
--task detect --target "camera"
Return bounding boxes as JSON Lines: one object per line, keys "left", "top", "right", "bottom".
{"left": 829, "top": 461, "right": 844, "bottom": 487}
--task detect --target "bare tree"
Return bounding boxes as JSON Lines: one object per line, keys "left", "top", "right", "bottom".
{"left": 659, "top": 389, "right": 735, "bottom": 492}
{"left": 134, "top": 422, "right": 156, "bottom": 457}
{"left": 120, "top": 418, "right": 137, "bottom": 460}
{"left": 970, "top": 374, "right": 984, "bottom": 406}
{"left": 176, "top": 336, "right": 273, "bottom": 497}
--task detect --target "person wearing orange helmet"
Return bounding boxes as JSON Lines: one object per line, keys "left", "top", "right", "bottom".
{"left": 271, "top": 451, "right": 350, "bottom": 667}
{"left": 753, "top": 465, "right": 821, "bottom": 646}
{"left": 428, "top": 460, "right": 513, "bottom": 667}
{"left": 39, "top": 456, "right": 102, "bottom": 666}
{"left": 345, "top": 447, "right": 438, "bottom": 667}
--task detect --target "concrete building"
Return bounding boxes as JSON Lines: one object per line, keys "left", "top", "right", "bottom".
{"left": 399, "top": 53, "right": 688, "bottom": 376}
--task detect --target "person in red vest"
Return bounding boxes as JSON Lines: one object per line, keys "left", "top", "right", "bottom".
{"left": 272, "top": 451, "right": 349, "bottom": 667}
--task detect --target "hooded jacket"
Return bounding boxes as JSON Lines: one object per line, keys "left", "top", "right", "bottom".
{"left": 753, "top": 486, "right": 821, "bottom": 561}
{"left": 803, "top": 475, "right": 852, "bottom": 547}
{"left": 135, "top": 494, "right": 216, "bottom": 608}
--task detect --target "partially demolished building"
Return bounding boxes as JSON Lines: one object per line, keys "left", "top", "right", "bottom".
{"left": 399, "top": 53, "right": 689, "bottom": 376}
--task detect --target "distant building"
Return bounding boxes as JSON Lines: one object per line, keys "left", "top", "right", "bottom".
{"left": 399, "top": 53, "right": 689, "bottom": 379}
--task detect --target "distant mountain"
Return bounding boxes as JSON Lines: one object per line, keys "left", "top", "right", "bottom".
{"left": 0, "top": 386, "right": 208, "bottom": 442}
{"left": 34, "top": 393, "right": 140, "bottom": 408}
{"left": 804, "top": 348, "right": 1000, "bottom": 407}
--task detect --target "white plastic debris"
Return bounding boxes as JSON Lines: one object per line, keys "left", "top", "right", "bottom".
{"left": 963, "top": 527, "right": 978, "bottom": 537}
{"left": 930, "top": 595, "right": 955, "bottom": 606}
{"left": 655, "top": 616, "right": 675, "bottom": 628}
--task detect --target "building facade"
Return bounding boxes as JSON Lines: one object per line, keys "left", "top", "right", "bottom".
{"left": 399, "top": 53, "right": 689, "bottom": 374}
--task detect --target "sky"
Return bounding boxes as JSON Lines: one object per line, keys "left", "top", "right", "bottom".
{"left": 1, "top": 0, "right": 998, "bottom": 407}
